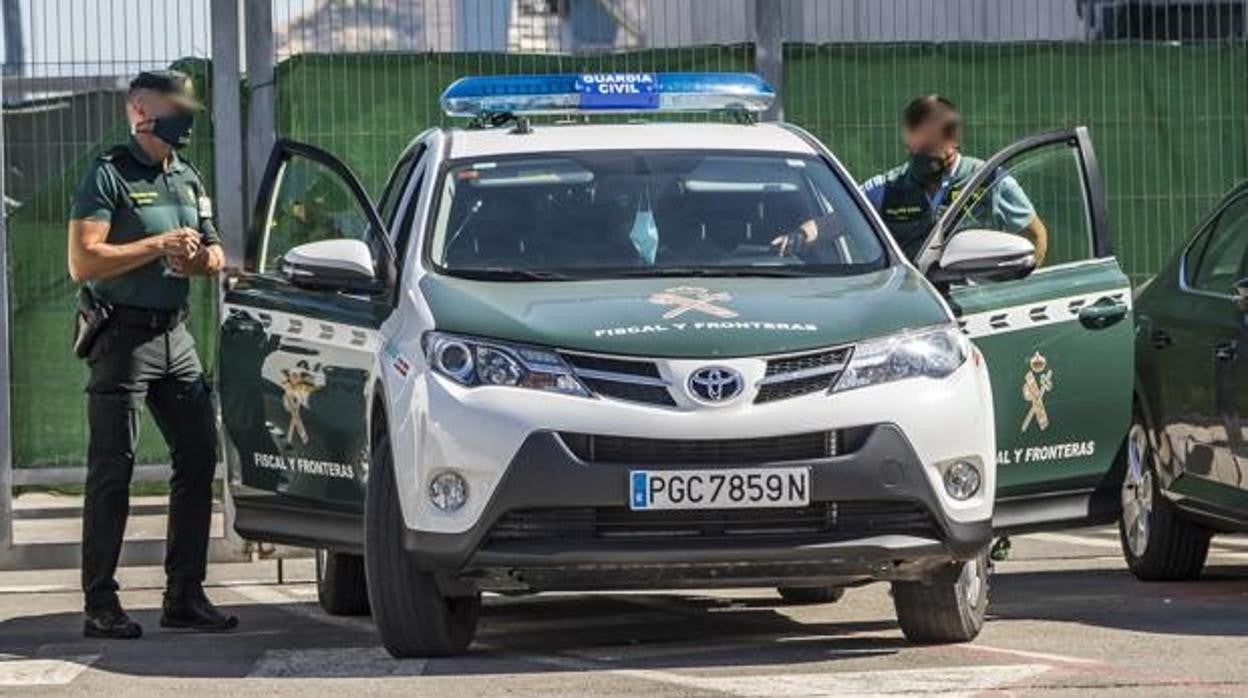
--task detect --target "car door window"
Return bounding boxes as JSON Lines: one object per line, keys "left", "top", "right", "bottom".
{"left": 377, "top": 150, "right": 419, "bottom": 229}
{"left": 1189, "top": 195, "right": 1248, "bottom": 295}
{"left": 259, "top": 155, "right": 380, "bottom": 275}
{"left": 948, "top": 141, "right": 1094, "bottom": 269}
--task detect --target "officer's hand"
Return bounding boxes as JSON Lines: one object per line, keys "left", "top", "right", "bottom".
{"left": 770, "top": 219, "right": 819, "bottom": 257}
{"left": 166, "top": 252, "right": 196, "bottom": 275}
{"left": 168, "top": 244, "right": 222, "bottom": 276}
{"left": 157, "top": 228, "right": 201, "bottom": 259}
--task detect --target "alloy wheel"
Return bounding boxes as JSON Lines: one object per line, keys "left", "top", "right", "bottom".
{"left": 1121, "top": 423, "right": 1154, "bottom": 558}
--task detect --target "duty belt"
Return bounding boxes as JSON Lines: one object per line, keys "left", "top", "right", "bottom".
{"left": 111, "top": 304, "right": 188, "bottom": 331}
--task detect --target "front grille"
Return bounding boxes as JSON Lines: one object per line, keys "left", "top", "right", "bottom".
{"left": 559, "top": 430, "right": 837, "bottom": 465}
{"left": 559, "top": 346, "right": 854, "bottom": 407}
{"left": 756, "top": 346, "right": 852, "bottom": 404}
{"left": 580, "top": 378, "right": 676, "bottom": 406}
{"left": 561, "top": 351, "right": 675, "bottom": 407}
{"left": 562, "top": 352, "right": 661, "bottom": 379}
{"left": 487, "top": 501, "right": 936, "bottom": 543}
{"left": 765, "top": 347, "right": 851, "bottom": 377}
{"left": 756, "top": 374, "right": 838, "bottom": 403}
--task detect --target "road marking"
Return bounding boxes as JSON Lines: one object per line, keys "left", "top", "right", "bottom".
{"left": 512, "top": 650, "right": 1049, "bottom": 697}
{"left": 248, "top": 647, "right": 425, "bottom": 678}
{"left": 0, "top": 654, "right": 98, "bottom": 686}
{"left": 1027, "top": 532, "right": 1248, "bottom": 560}
{"left": 958, "top": 643, "right": 1106, "bottom": 667}
{"left": 0, "top": 584, "right": 76, "bottom": 594}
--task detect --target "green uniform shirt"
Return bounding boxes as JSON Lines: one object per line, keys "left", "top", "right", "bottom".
{"left": 860, "top": 155, "right": 1035, "bottom": 260}
{"left": 70, "top": 138, "right": 220, "bottom": 310}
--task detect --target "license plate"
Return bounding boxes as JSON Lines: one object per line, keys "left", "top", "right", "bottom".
{"left": 629, "top": 467, "right": 810, "bottom": 511}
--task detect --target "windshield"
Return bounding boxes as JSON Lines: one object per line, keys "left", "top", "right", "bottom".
{"left": 427, "top": 150, "right": 888, "bottom": 279}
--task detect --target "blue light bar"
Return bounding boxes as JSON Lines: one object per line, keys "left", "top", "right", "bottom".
{"left": 440, "top": 72, "right": 775, "bottom": 118}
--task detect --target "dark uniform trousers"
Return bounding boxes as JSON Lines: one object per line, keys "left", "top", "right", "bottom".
{"left": 81, "top": 309, "right": 217, "bottom": 611}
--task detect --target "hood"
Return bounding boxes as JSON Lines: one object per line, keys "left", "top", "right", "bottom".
{"left": 418, "top": 266, "right": 950, "bottom": 358}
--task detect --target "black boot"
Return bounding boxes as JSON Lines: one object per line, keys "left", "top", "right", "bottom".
{"left": 159, "top": 584, "right": 239, "bottom": 632}
{"left": 83, "top": 602, "right": 143, "bottom": 639}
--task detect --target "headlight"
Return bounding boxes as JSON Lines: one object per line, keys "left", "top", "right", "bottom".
{"left": 424, "top": 332, "right": 589, "bottom": 397}
{"left": 833, "top": 325, "right": 967, "bottom": 392}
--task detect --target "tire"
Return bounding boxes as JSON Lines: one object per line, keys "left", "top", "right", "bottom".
{"left": 892, "top": 550, "right": 988, "bottom": 644}
{"left": 316, "top": 549, "right": 369, "bottom": 616}
{"left": 1118, "top": 417, "right": 1211, "bottom": 581}
{"left": 364, "top": 412, "right": 481, "bottom": 658}
{"left": 776, "top": 586, "right": 845, "bottom": 605}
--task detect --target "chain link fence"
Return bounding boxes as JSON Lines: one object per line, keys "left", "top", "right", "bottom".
{"left": 2, "top": 0, "right": 217, "bottom": 470}
{"left": 2, "top": 0, "right": 1247, "bottom": 469}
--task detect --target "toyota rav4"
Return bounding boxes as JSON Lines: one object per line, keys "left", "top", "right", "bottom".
{"left": 219, "top": 73, "right": 1133, "bottom": 657}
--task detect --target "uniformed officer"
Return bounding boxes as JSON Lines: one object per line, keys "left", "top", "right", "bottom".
{"left": 66, "top": 70, "right": 237, "bottom": 638}
{"left": 774, "top": 95, "right": 1048, "bottom": 264}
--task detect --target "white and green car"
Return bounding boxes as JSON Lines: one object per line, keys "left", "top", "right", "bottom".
{"left": 219, "top": 73, "right": 1133, "bottom": 657}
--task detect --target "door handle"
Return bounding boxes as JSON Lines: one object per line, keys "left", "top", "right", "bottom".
{"left": 1078, "top": 300, "right": 1128, "bottom": 329}
{"left": 1150, "top": 329, "right": 1173, "bottom": 349}
{"left": 1213, "top": 340, "right": 1238, "bottom": 362}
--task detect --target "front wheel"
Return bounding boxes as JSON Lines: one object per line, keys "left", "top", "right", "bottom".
{"left": 892, "top": 551, "right": 988, "bottom": 644}
{"left": 364, "top": 414, "right": 480, "bottom": 658}
{"left": 1118, "top": 418, "right": 1211, "bottom": 581}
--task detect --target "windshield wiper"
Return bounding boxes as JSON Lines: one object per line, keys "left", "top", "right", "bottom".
{"left": 446, "top": 268, "right": 572, "bottom": 281}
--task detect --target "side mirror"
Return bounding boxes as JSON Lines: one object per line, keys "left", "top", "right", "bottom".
{"left": 929, "top": 229, "right": 1037, "bottom": 284}
{"left": 280, "top": 238, "right": 381, "bottom": 293}
{"left": 1233, "top": 277, "right": 1248, "bottom": 312}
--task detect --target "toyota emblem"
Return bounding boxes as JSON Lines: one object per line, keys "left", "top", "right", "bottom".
{"left": 687, "top": 366, "right": 744, "bottom": 403}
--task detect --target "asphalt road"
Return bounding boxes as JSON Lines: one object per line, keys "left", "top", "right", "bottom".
{"left": 2, "top": 527, "right": 1247, "bottom": 697}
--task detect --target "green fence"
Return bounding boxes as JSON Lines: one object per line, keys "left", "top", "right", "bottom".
{"left": 277, "top": 43, "right": 1248, "bottom": 283}
{"left": 6, "top": 40, "right": 1247, "bottom": 467}
{"left": 5, "top": 60, "right": 218, "bottom": 469}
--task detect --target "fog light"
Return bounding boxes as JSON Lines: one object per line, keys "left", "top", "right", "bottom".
{"left": 429, "top": 470, "right": 468, "bottom": 512}
{"left": 942, "top": 460, "right": 981, "bottom": 500}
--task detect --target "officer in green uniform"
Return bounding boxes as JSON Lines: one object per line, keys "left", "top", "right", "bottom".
{"left": 774, "top": 95, "right": 1048, "bottom": 265}
{"left": 67, "top": 70, "right": 237, "bottom": 639}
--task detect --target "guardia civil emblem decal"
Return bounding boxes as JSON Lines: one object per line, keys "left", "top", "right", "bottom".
{"left": 1021, "top": 351, "right": 1053, "bottom": 432}
{"left": 279, "top": 365, "right": 325, "bottom": 444}
{"left": 648, "top": 286, "right": 738, "bottom": 319}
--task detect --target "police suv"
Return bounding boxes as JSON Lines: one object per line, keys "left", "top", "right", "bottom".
{"left": 220, "top": 73, "right": 1134, "bottom": 657}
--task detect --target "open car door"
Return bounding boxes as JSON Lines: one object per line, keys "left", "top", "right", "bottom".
{"left": 219, "top": 139, "right": 395, "bottom": 551}
{"left": 917, "top": 127, "right": 1133, "bottom": 531}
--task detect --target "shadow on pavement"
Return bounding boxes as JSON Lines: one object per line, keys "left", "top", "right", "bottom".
{"left": 0, "top": 591, "right": 903, "bottom": 679}
{"left": 988, "top": 562, "right": 1248, "bottom": 637}
{"left": 6, "top": 562, "right": 1246, "bottom": 679}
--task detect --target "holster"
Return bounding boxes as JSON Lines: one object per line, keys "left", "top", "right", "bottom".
{"left": 73, "top": 286, "right": 112, "bottom": 359}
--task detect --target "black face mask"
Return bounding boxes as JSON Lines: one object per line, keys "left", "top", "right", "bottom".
{"left": 148, "top": 112, "right": 195, "bottom": 149}
{"left": 908, "top": 151, "right": 947, "bottom": 187}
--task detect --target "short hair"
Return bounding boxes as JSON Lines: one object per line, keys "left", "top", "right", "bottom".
{"left": 901, "top": 95, "right": 961, "bottom": 138}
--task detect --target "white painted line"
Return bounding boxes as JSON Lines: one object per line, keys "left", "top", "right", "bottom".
{"left": 513, "top": 651, "right": 1050, "bottom": 698}
{"left": 958, "top": 643, "right": 1106, "bottom": 667}
{"left": 0, "top": 584, "right": 76, "bottom": 594}
{"left": 629, "top": 664, "right": 1052, "bottom": 698}
{"left": 1023, "top": 532, "right": 1122, "bottom": 550}
{"left": 248, "top": 647, "right": 425, "bottom": 678}
{"left": 0, "top": 654, "right": 98, "bottom": 686}
{"left": 1027, "top": 532, "right": 1248, "bottom": 561}
{"left": 230, "top": 583, "right": 374, "bottom": 634}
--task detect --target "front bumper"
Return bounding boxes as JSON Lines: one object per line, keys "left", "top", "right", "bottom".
{"left": 406, "top": 424, "right": 992, "bottom": 590}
